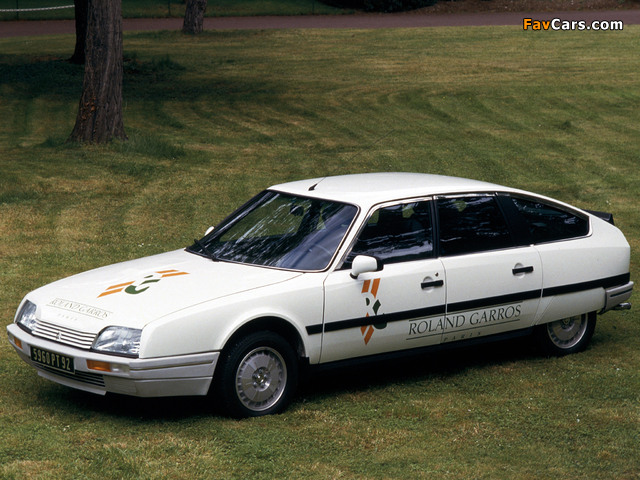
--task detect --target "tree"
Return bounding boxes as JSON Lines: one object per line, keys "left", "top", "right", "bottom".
{"left": 183, "top": 0, "right": 208, "bottom": 34}
{"left": 69, "top": 0, "right": 88, "bottom": 65}
{"left": 68, "top": 0, "right": 126, "bottom": 143}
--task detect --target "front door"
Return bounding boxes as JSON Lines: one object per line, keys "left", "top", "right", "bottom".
{"left": 320, "top": 200, "right": 447, "bottom": 363}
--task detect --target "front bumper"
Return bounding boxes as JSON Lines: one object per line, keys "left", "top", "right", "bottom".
{"left": 7, "top": 323, "right": 219, "bottom": 397}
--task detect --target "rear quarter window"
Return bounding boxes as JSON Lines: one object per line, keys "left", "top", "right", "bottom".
{"left": 505, "top": 196, "right": 589, "bottom": 244}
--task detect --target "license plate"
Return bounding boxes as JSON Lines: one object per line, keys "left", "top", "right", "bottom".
{"left": 30, "top": 346, "right": 75, "bottom": 373}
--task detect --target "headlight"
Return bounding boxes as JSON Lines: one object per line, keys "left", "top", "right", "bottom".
{"left": 16, "top": 300, "right": 38, "bottom": 333}
{"left": 92, "top": 327, "right": 142, "bottom": 357}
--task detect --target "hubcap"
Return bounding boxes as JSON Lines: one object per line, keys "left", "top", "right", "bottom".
{"left": 235, "top": 347, "right": 287, "bottom": 412}
{"left": 546, "top": 314, "right": 587, "bottom": 349}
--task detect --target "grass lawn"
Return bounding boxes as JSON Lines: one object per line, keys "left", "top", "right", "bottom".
{"left": 0, "top": 25, "right": 639, "bottom": 479}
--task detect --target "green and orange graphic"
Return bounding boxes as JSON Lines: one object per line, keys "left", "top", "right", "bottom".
{"left": 98, "top": 269, "right": 189, "bottom": 298}
{"left": 360, "top": 278, "right": 386, "bottom": 344}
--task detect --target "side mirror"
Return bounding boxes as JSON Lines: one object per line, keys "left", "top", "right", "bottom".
{"left": 350, "top": 255, "right": 383, "bottom": 279}
{"left": 204, "top": 226, "right": 215, "bottom": 236}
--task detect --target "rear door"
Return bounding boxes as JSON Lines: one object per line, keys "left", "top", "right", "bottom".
{"left": 436, "top": 195, "right": 543, "bottom": 343}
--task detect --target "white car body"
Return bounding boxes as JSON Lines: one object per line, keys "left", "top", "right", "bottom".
{"left": 7, "top": 173, "right": 633, "bottom": 416}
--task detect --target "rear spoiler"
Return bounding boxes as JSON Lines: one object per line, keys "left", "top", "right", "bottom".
{"left": 586, "top": 210, "right": 615, "bottom": 225}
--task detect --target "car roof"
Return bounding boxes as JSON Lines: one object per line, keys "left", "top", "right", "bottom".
{"left": 270, "top": 172, "right": 520, "bottom": 207}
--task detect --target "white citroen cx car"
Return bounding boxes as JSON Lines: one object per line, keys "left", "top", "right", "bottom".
{"left": 7, "top": 173, "right": 633, "bottom": 417}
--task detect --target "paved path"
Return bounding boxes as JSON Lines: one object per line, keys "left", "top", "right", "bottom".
{"left": 1, "top": 10, "right": 639, "bottom": 38}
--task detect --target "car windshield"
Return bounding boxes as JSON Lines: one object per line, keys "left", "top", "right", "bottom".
{"left": 187, "top": 191, "right": 358, "bottom": 271}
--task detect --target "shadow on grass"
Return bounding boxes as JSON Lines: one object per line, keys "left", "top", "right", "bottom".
{"left": 51, "top": 389, "right": 215, "bottom": 421}
{"left": 0, "top": 51, "right": 282, "bottom": 103}
{"left": 298, "top": 336, "right": 538, "bottom": 401}
{"left": 41, "top": 336, "right": 539, "bottom": 421}
{"left": 0, "top": 56, "right": 83, "bottom": 99}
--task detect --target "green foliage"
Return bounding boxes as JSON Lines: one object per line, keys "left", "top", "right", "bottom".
{"left": 1, "top": 26, "right": 639, "bottom": 479}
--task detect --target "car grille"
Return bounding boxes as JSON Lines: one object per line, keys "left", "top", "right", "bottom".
{"left": 32, "top": 319, "right": 96, "bottom": 349}
{"left": 36, "top": 364, "right": 106, "bottom": 388}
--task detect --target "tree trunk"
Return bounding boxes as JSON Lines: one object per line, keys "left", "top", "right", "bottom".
{"left": 68, "top": 0, "right": 126, "bottom": 143}
{"left": 69, "top": 0, "right": 88, "bottom": 64}
{"left": 182, "top": 0, "right": 207, "bottom": 34}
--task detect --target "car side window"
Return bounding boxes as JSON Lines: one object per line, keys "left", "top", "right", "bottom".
{"left": 345, "top": 201, "right": 434, "bottom": 266}
{"left": 505, "top": 196, "right": 589, "bottom": 244}
{"left": 437, "top": 195, "right": 514, "bottom": 256}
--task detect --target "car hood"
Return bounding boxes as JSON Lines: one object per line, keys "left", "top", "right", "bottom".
{"left": 27, "top": 249, "right": 302, "bottom": 333}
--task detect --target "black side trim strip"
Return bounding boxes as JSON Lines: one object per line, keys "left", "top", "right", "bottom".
{"left": 542, "top": 273, "right": 630, "bottom": 298}
{"left": 306, "top": 324, "right": 323, "bottom": 335}
{"left": 324, "top": 305, "right": 447, "bottom": 333}
{"left": 305, "top": 304, "right": 446, "bottom": 336}
{"left": 305, "top": 273, "right": 631, "bottom": 336}
{"left": 447, "top": 290, "right": 541, "bottom": 315}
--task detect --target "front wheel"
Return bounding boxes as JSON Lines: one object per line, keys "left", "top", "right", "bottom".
{"left": 534, "top": 312, "right": 597, "bottom": 356}
{"left": 215, "top": 331, "right": 298, "bottom": 418}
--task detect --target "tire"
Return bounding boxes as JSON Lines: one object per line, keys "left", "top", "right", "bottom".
{"left": 215, "top": 331, "right": 298, "bottom": 418}
{"left": 534, "top": 312, "right": 597, "bottom": 356}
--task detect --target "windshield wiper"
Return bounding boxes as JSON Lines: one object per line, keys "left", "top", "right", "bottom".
{"left": 192, "top": 238, "right": 218, "bottom": 262}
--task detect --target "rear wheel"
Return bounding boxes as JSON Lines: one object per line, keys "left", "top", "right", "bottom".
{"left": 215, "top": 331, "right": 298, "bottom": 418}
{"left": 535, "top": 312, "right": 596, "bottom": 356}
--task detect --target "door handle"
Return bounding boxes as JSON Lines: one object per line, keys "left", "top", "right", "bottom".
{"left": 421, "top": 279, "right": 444, "bottom": 289}
{"left": 512, "top": 266, "right": 534, "bottom": 275}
